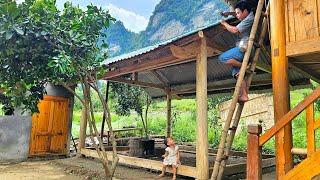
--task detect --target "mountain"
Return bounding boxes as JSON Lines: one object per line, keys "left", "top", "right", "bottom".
{"left": 103, "top": 21, "right": 144, "bottom": 57}
{"left": 105, "top": 0, "right": 228, "bottom": 57}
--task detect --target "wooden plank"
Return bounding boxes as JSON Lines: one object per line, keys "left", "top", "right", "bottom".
{"left": 291, "top": 0, "right": 318, "bottom": 41}
{"left": 318, "top": 0, "right": 320, "bottom": 36}
{"left": 195, "top": 32, "right": 209, "bottom": 179}
{"left": 80, "top": 148, "right": 197, "bottom": 178}
{"left": 284, "top": 150, "right": 320, "bottom": 180}
{"left": 287, "top": 0, "right": 296, "bottom": 42}
{"left": 170, "top": 45, "right": 195, "bottom": 59}
{"left": 85, "top": 146, "right": 130, "bottom": 152}
{"left": 109, "top": 77, "right": 167, "bottom": 90}
{"left": 225, "top": 157, "right": 275, "bottom": 176}
{"left": 286, "top": 38, "right": 320, "bottom": 57}
{"left": 178, "top": 145, "right": 274, "bottom": 159}
{"left": 260, "top": 86, "right": 320, "bottom": 146}
{"left": 103, "top": 54, "right": 194, "bottom": 80}
{"left": 291, "top": 148, "right": 307, "bottom": 155}
{"left": 306, "top": 103, "right": 316, "bottom": 157}
{"left": 246, "top": 125, "right": 262, "bottom": 180}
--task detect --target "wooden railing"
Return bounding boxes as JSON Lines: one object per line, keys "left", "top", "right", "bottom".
{"left": 246, "top": 86, "right": 320, "bottom": 179}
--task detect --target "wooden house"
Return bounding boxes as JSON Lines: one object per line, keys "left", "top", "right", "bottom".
{"left": 77, "top": 0, "right": 320, "bottom": 179}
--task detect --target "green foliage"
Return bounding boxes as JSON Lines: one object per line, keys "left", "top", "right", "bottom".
{"left": 0, "top": 0, "right": 113, "bottom": 112}
{"left": 110, "top": 82, "right": 145, "bottom": 116}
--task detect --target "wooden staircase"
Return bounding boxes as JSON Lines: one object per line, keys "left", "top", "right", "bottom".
{"left": 247, "top": 86, "right": 320, "bottom": 179}
{"left": 284, "top": 150, "right": 320, "bottom": 180}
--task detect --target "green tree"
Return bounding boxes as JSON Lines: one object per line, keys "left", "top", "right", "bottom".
{"left": 111, "top": 82, "right": 151, "bottom": 137}
{"left": 0, "top": 0, "right": 118, "bottom": 178}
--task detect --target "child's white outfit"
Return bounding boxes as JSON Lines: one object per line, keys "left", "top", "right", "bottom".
{"left": 163, "top": 145, "right": 179, "bottom": 166}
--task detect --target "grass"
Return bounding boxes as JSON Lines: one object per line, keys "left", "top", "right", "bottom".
{"left": 71, "top": 87, "right": 320, "bottom": 154}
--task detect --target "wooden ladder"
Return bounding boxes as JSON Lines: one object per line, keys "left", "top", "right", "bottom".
{"left": 211, "top": 0, "right": 270, "bottom": 179}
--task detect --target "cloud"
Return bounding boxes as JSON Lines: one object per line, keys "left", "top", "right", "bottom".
{"left": 106, "top": 3, "right": 148, "bottom": 33}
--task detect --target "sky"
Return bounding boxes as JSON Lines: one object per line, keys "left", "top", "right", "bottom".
{"left": 54, "top": 0, "right": 161, "bottom": 33}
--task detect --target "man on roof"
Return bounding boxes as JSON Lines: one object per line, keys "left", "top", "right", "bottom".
{"left": 219, "top": 1, "right": 254, "bottom": 102}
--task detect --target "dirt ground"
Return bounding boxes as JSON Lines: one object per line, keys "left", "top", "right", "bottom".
{"left": 0, "top": 157, "right": 275, "bottom": 180}
{"left": 0, "top": 157, "right": 189, "bottom": 180}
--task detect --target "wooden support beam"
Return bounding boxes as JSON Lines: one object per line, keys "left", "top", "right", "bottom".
{"left": 205, "top": 39, "right": 227, "bottom": 54}
{"left": 103, "top": 54, "right": 194, "bottom": 79}
{"left": 286, "top": 38, "right": 320, "bottom": 57}
{"left": 132, "top": 72, "right": 138, "bottom": 81}
{"left": 100, "top": 81, "right": 110, "bottom": 139}
{"left": 150, "top": 70, "right": 169, "bottom": 86}
{"left": 196, "top": 31, "right": 209, "bottom": 180}
{"left": 78, "top": 108, "right": 88, "bottom": 155}
{"left": 247, "top": 125, "right": 262, "bottom": 180}
{"left": 306, "top": 103, "right": 316, "bottom": 157}
{"left": 270, "top": 0, "right": 293, "bottom": 177}
{"left": 80, "top": 149, "right": 275, "bottom": 178}
{"left": 171, "top": 77, "right": 274, "bottom": 96}
{"left": 166, "top": 92, "right": 172, "bottom": 138}
{"left": 170, "top": 45, "right": 195, "bottom": 59}
{"left": 109, "top": 78, "right": 166, "bottom": 90}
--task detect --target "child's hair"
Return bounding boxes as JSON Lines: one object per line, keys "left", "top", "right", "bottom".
{"left": 163, "top": 138, "right": 168, "bottom": 146}
{"left": 164, "top": 137, "right": 173, "bottom": 146}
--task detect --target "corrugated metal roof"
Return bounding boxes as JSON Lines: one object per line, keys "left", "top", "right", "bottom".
{"left": 102, "top": 15, "right": 311, "bottom": 98}
{"left": 102, "top": 20, "right": 228, "bottom": 65}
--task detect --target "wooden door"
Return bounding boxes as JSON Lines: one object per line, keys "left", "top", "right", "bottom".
{"left": 29, "top": 96, "right": 69, "bottom": 156}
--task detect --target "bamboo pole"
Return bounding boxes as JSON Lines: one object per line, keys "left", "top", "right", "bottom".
{"left": 216, "top": 10, "right": 270, "bottom": 178}
{"left": 211, "top": 0, "right": 266, "bottom": 179}
{"left": 217, "top": 103, "right": 244, "bottom": 179}
{"left": 270, "top": 0, "right": 293, "bottom": 177}
{"left": 196, "top": 31, "right": 209, "bottom": 179}
{"left": 166, "top": 91, "right": 172, "bottom": 138}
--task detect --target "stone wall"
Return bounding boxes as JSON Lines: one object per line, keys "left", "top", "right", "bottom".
{"left": 0, "top": 116, "right": 31, "bottom": 162}
{"left": 219, "top": 94, "right": 274, "bottom": 134}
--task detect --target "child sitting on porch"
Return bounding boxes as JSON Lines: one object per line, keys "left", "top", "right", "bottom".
{"left": 159, "top": 137, "right": 181, "bottom": 180}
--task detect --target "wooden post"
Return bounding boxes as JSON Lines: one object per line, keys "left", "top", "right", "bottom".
{"left": 306, "top": 103, "right": 316, "bottom": 157}
{"left": 101, "top": 81, "right": 110, "bottom": 138}
{"left": 78, "top": 108, "right": 87, "bottom": 154}
{"left": 166, "top": 91, "right": 172, "bottom": 138}
{"left": 196, "top": 31, "right": 209, "bottom": 179}
{"left": 247, "top": 125, "right": 262, "bottom": 180}
{"left": 270, "top": 0, "right": 293, "bottom": 177}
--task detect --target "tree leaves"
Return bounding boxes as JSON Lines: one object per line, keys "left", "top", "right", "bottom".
{"left": 13, "top": 26, "right": 24, "bottom": 35}
{"left": 5, "top": 31, "right": 13, "bottom": 39}
{"left": 0, "top": 0, "right": 112, "bottom": 113}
